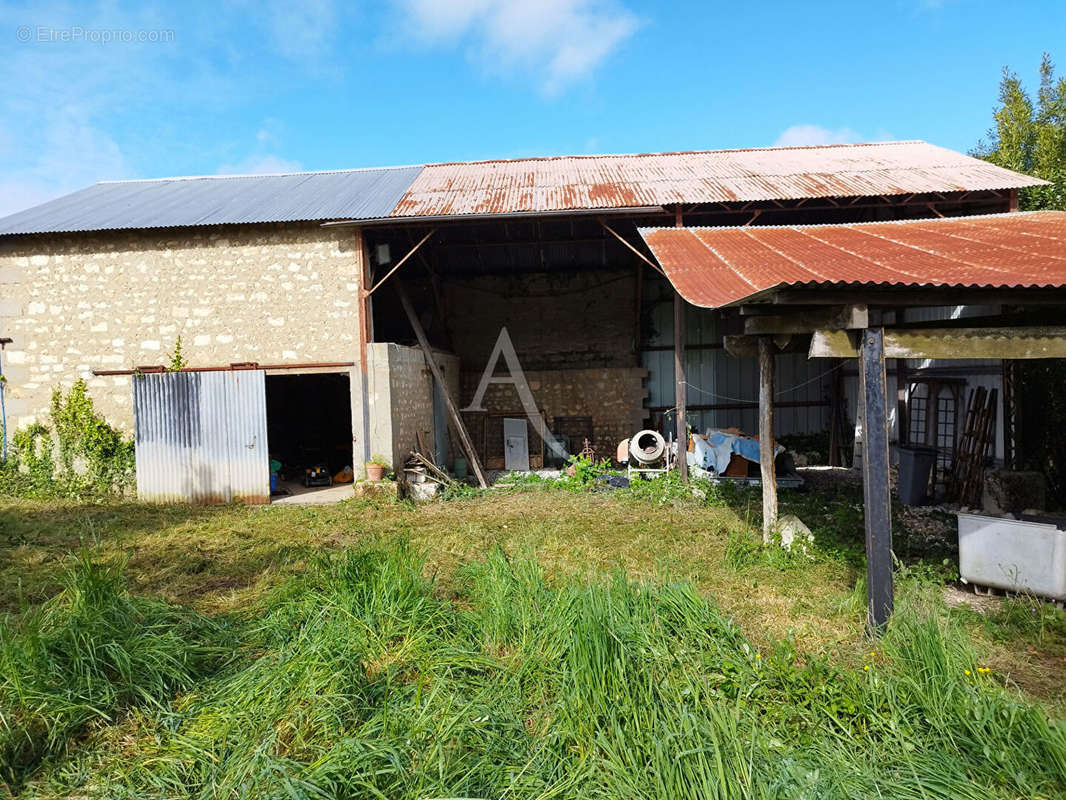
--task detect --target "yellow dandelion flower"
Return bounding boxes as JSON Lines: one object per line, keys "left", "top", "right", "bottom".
{"left": 978, "top": 667, "right": 990, "bottom": 674}
{"left": 964, "top": 669, "right": 971, "bottom": 676}
{"left": 863, "top": 665, "right": 870, "bottom": 671}
{"left": 755, "top": 653, "right": 762, "bottom": 659}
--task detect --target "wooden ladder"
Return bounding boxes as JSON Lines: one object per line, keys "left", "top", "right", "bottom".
{"left": 949, "top": 386, "right": 998, "bottom": 506}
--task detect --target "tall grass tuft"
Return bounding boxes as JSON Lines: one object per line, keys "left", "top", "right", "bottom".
{"left": 26, "top": 542, "right": 1066, "bottom": 799}
{"left": 0, "top": 551, "right": 231, "bottom": 788}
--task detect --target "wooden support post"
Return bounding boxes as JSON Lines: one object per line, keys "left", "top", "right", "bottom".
{"left": 633, "top": 259, "right": 644, "bottom": 354}
{"left": 395, "top": 281, "right": 489, "bottom": 489}
{"left": 758, "top": 336, "right": 777, "bottom": 541}
{"left": 673, "top": 204, "right": 688, "bottom": 480}
{"left": 674, "top": 290, "right": 688, "bottom": 480}
{"left": 860, "top": 328, "right": 894, "bottom": 632}
{"left": 828, "top": 359, "right": 842, "bottom": 467}
{"left": 353, "top": 227, "right": 372, "bottom": 475}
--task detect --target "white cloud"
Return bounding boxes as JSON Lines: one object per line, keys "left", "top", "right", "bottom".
{"left": 773, "top": 125, "right": 868, "bottom": 147}
{"left": 0, "top": 1, "right": 184, "bottom": 216}
{"left": 0, "top": 111, "right": 131, "bottom": 217}
{"left": 216, "top": 154, "right": 304, "bottom": 175}
{"left": 266, "top": 0, "right": 337, "bottom": 63}
{"left": 395, "top": 0, "right": 639, "bottom": 93}
{"left": 0, "top": 178, "right": 68, "bottom": 218}
{"left": 0, "top": 2, "right": 320, "bottom": 218}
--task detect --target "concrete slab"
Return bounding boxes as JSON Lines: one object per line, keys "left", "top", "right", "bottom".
{"left": 271, "top": 480, "right": 355, "bottom": 506}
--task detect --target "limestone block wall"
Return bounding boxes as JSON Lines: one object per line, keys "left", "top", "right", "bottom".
{"left": 460, "top": 366, "right": 648, "bottom": 461}
{"left": 367, "top": 343, "right": 459, "bottom": 471}
{"left": 0, "top": 223, "right": 362, "bottom": 433}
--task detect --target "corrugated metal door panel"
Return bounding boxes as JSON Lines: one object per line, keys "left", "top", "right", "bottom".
{"left": 134, "top": 372, "right": 203, "bottom": 503}
{"left": 197, "top": 373, "right": 230, "bottom": 503}
{"left": 133, "top": 371, "right": 269, "bottom": 504}
{"left": 233, "top": 371, "right": 270, "bottom": 503}
{"left": 201, "top": 371, "right": 269, "bottom": 504}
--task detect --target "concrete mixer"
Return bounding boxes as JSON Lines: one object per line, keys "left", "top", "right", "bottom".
{"left": 621, "top": 429, "right": 672, "bottom": 479}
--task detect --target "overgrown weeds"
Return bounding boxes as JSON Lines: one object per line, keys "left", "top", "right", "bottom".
{"left": 21, "top": 541, "right": 1066, "bottom": 800}
{"left": 0, "top": 552, "right": 232, "bottom": 789}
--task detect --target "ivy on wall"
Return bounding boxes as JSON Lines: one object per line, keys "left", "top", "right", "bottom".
{"left": 0, "top": 379, "right": 135, "bottom": 499}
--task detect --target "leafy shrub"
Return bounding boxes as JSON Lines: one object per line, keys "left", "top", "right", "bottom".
{"left": 0, "top": 379, "right": 134, "bottom": 499}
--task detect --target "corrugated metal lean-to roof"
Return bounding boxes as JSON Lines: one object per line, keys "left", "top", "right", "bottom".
{"left": 0, "top": 165, "right": 423, "bottom": 235}
{"left": 639, "top": 210, "right": 1066, "bottom": 309}
{"left": 389, "top": 141, "right": 1046, "bottom": 217}
{"left": 0, "top": 141, "right": 1047, "bottom": 236}
{"left": 133, "top": 370, "right": 270, "bottom": 504}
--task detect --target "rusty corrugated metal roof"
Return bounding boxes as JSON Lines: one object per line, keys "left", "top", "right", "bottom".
{"left": 0, "top": 140, "right": 1047, "bottom": 235}
{"left": 639, "top": 211, "right": 1066, "bottom": 308}
{"left": 390, "top": 141, "right": 1045, "bottom": 217}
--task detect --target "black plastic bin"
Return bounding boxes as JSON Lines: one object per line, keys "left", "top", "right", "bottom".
{"left": 897, "top": 445, "right": 938, "bottom": 505}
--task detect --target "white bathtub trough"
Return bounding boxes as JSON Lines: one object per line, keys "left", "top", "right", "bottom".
{"left": 957, "top": 512, "right": 1066, "bottom": 601}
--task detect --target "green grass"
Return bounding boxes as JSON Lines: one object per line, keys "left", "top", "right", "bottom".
{"left": 2, "top": 484, "right": 1066, "bottom": 797}
{"left": 8, "top": 542, "right": 1066, "bottom": 799}
{"left": 0, "top": 553, "right": 232, "bottom": 792}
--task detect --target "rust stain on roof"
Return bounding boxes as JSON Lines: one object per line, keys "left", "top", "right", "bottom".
{"left": 391, "top": 141, "right": 1046, "bottom": 218}
{"left": 639, "top": 211, "right": 1066, "bottom": 308}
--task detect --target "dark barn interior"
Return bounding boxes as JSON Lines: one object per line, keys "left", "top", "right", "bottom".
{"left": 360, "top": 188, "right": 1017, "bottom": 466}
{"left": 266, "top": 372, "right": 353, "bottom": 480}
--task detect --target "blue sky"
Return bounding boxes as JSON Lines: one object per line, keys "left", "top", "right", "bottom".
{"left": 0, "top": 0, "right": 1062, "bottom": 215}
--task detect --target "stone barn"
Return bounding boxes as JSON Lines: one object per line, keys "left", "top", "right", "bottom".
{"left": 0, "top": 140, "right": 1051, "bottom": 503}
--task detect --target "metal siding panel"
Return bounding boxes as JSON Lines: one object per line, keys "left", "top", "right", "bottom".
{"left": 132, "top": 370, "right": 268, "bottom": 504}
{"left": 134, "top": 372, "right": 204, "bottom": 503}
{"left": 650, "top": 299, "right": 673, "bottom": 347}
{"left": 227, "top": 371, "right": 270, "bottom": 504}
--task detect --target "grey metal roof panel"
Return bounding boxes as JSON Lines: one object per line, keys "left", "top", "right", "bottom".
{"left": 0, "top": 165, "right": 424, "bottom": 235}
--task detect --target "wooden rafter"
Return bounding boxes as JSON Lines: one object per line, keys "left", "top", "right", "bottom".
{"left": 599, "top": 220, "right": 667, "bottom": 277}
{"left": 810, "top": 326, "right": 1066, "bottom": 360}
{"left": 364, "top": 228, "right": 436, "bottom": 297}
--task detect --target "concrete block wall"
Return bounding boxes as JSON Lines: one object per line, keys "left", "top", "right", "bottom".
{"left": 367, "top": 342, "right": 459, "bottom": 471}
{"left": 0, "top": 223, "right": 362, "bottom": 433}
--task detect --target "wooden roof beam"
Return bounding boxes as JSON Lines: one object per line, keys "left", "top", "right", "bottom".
{"left": 743, "top": 304, "right": 868, "bottom": 335}
{"left": 810, "top": 326, "right": 1066, "bottom": 360}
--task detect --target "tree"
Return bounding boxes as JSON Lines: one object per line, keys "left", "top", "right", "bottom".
{"left": 974, "top": 52, "right": 1066, "bottom": 210}
{"left": 975, "top": 53, "right": 1066, "bottom": 507}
